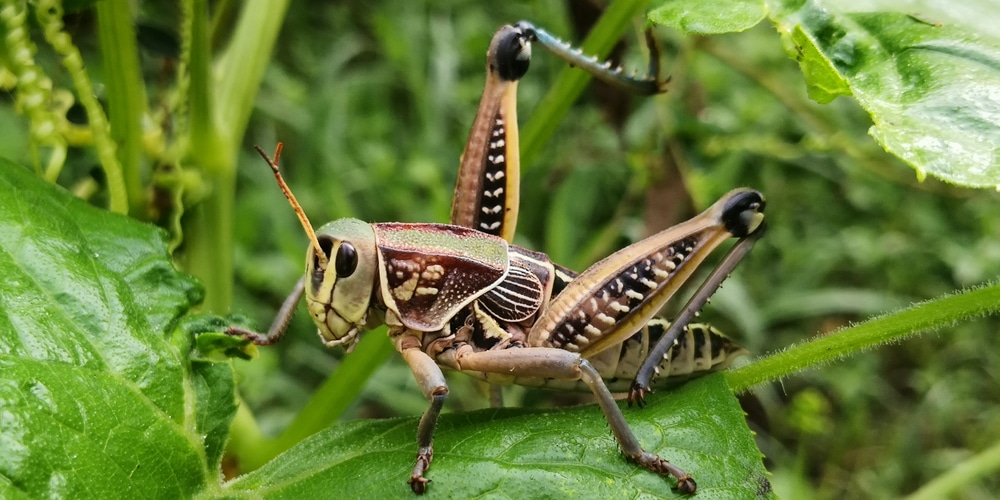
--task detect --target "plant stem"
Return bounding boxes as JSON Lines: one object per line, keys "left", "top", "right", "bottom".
{"left": 184, "top": 171, "right": 236, "bottom": 313}
{"left": 96, "top": 0, "right": 147, "bottom": 218}
{"left": 214, "top": 0, "right": 290, "bottom": 150}
{"left": 725, "top": 281, "right": 1000, "bottom": 393}
{"left": 182, "top": 0, "right": 290, "bottom": 314}
{"left": 187, "top": 0, "right": 217, "bottom": 167}
{"left": 237, "top": 331, "right": 395, "bottom": 471}
{"left": 183, "top": 0, "right": 230, "bottom": 313}
{"left": 225, "top": 395, "right": 270, "bottom": 468}
{"left": 905, "top": 440, "right": 1000, "bottom": 500}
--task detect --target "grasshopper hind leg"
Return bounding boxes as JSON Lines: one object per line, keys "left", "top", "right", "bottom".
{"left": 445, "top": 346, "right": 698, "bottom": 493}
{"left": 577, "top": 359, "right": 697, "bottom": 494}
{"left": 629, "top": 220, "right": 766, "bottom": 407}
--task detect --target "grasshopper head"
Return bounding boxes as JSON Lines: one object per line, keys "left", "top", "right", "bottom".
{"left": 305, "top": 218, "right": 379, "bottom": 350}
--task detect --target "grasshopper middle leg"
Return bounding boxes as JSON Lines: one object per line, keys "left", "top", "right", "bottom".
{"left": 400, "top": 344, "right": 450, "bottom": 494}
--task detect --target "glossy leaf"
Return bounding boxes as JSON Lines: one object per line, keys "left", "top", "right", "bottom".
{"left": 0, "top": 163, "right": 770, "bottom": 498}
{"left": 225, "top": 375, "right": 772, "bottom": 498}
{"left": 647, "top": 0, "right": 1000, "bottom": 187}
{"left": 0, "top": 162, "right": 234, "bottom": 498}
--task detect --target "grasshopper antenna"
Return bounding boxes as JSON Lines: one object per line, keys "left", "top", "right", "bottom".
{"left": 254, "top": 144, "right": 330, "bottom": 269}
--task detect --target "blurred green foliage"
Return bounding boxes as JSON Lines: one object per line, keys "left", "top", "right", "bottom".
{"left": 2, "top": 0, "right": 999, "bottom": 498}
{"left": 237, "top": 3, "right": 1000, "bottom": 498}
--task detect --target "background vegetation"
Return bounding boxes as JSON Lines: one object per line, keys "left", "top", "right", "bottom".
{"left": 2, "top": 0, "right": 999, "bottom": 498}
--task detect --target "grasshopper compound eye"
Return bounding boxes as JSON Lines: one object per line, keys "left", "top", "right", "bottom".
{"left": 335, "top": 242, "right": 358, "bottom": 278}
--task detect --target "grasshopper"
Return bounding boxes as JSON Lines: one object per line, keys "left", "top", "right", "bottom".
{"left": 230, "top": 22, "right": 766, "bottom": 494}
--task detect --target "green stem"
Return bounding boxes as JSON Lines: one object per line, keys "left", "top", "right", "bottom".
{"left": 187, "top": 0, "right": 217, "bottom": 166}
{"left": 214, "top": 0, "right": 290, "bottom": 149}
{"left": 905, "top": 440, "right": 1000, "bottom": 500}
{"left": 520, "top": 0, "right": 650, "bottom": 168}
{"left": 182, "top": 0, "right": 290, "bottom": 314}
{"left": 224, "top": 396, "right": 270, "bottom": 468}
{"left": 237, "top": 331, "right": 395, "bottom": 471}
{"left": 184, "top": 171, "right": 236, "bottom": 313}
{"left": 209, "top": 0, "right": 239, "bottom": 52}
{"left": 725, "top": 281, "right": 1000, "bottom": 393}
{"left": 96, "top": 0, "right": 147, "bottom": 218}
{"left": 182, "top": 0, "right": 231, "bottom": 313}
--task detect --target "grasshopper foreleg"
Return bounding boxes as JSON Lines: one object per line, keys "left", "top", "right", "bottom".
{"left": 226, "top": 277, "right": 305, "bottom": 345}
{"left": 629, "top": 224, "right": 767, "bottom": 406}
{"left": 400, "top": 345, "right": 450, "bottom": 494}
{"left": 446, "top": 346, "right": 697, "bottom": 493}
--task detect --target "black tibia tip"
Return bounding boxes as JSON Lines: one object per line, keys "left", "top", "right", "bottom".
{"left": 489, "top": 24, "right": 532, "bottom": 81}
{"left": 721, "top": 189, "right": 766, "bottom": 238}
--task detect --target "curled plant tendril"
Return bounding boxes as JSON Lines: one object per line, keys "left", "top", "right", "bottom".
{"left": 0, "top": 0, "right": 67, "bottom": 181}
{"left": 38, "top": 0, "right": 128, "bottom": 213}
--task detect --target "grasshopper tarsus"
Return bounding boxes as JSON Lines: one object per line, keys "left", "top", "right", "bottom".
{"left": 409, "top": 450, "right": 432, "bottom": 495}
{"left": 631, "top": 450, "right": 697, "bottom": 494}
{"left": 225, "top": 326, "right": 278, "bottom": 346}
{"left": 627, "top": 383, "right": 651, "bottom": 409}
{"left": 677, "top": 476, "right": 697, "bottom": 495}
{"left": 225, "top": 277, "right": 304, "bottom": 347}
{"left": 409, "top": 476, "right": 429, "bottom": 495}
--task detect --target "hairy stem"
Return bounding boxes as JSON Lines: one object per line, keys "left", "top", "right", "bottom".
{"left": 725, "top": 281, "right": 1000, "bottom": 393}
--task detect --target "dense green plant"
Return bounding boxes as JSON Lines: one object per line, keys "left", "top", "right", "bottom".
{"left": 2, "top": 0, "right": 999, "bottom": 498}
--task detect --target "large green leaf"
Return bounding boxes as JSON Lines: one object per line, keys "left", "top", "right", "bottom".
{"left": 225, "top": 375, "right": 772, "bottom": 498}
{"left": 0, "top": 162, "right": 770, "bottom": 498}
{"left": 0, "top": 162, "right": 235, "bottom": 498}
{"left": 647, "top": 0, "right": 1000, "bottom": 187}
